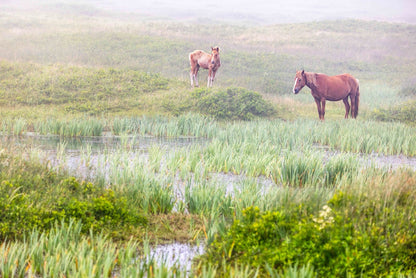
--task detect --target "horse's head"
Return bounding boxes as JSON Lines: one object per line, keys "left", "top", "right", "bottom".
{"left": 210, "top": 47, "right": 220, "bottom": 65}
{"left": 293, "top": 70, "right": 306, "bottom": 94}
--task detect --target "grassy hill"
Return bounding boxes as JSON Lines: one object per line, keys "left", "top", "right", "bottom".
{"left": 1, "top": 2, "right": 415, "bottom": 121}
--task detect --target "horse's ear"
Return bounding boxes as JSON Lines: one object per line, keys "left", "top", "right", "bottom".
{"left": 216, "top": 47, "right": 220, "bottom": 52}
{"left": 301, "top": 70, "right": 305, "bottom": 75}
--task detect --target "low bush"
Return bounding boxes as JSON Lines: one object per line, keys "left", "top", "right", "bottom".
{"left": 200, "top": 170, "right": 416, "bottom": 277}
{"left": 370, "top": 99, "right": 416, "bottom": 125}
{"left": 398, "top": 78, "right": 416, "bottom": 97}
{"left": 192, "top": 87, "right": 276, "bottom": 120}
{"left": 0, "top": 153, "right": 147, "bottom": 240}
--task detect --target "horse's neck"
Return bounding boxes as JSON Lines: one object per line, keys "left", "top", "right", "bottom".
{"left": 305, "top": 72, "right": 317, "bottom": 89}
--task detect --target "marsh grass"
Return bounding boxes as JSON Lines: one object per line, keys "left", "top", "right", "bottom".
{"left": 313, "top": 120, "right": 416, "bottom": 156}
{"left": 2, "top": 119, "right": 416, "bottom": 276}
{"left": 109, "top": 113, "right": 218, "bottom": 137}
{"left": 47, "top": 119, "right": 380, "bottom": 219}
{"left": 1, "top": 118, "right": 27, "bottom": 136}
{"left": 0, "top": 219, "right": 191, "bottom": 278}
{"left": 1, "top": 113, "right": 219, "bottom": 138}
{"left": 185, "top": 180, "right": 233, "bottom": 218}
{"left": 34, "top": 117, "right": 105, "bottom": 137}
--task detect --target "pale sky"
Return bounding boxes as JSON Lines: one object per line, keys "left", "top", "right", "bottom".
{"left": 95, "top": 0, "right": 416, "bottom": 24}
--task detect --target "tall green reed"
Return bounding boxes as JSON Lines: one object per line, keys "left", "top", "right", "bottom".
{"left": 1, "top": 118, "right": 28, "bottom": 136}
{"left": 312, "top": 120, "right": 416, "bottom": 156}
{"left": 0, "top": 219, "right": 193, "bottom": 278}
{"left": 185, "top": 179, "right": 233, "bottom": 218}
{"left": 34, "top": 118, "right": 105, "bottom": 137}
{"left": 94, "top": 148, "right": 175, "bottom": 214}
{"left": 110, "top": 113, "right": 218, "bottom": 137}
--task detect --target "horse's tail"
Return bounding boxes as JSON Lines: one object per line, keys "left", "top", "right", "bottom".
{"left": 354, "top": 80, "right": 360, "bottom": 118}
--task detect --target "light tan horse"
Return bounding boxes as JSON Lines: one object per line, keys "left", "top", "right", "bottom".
{"left": 293, "top": 70, "right": 360, "bottom": 120}
{"left": 189, "top": 47, "right": 221, "bottom": 87}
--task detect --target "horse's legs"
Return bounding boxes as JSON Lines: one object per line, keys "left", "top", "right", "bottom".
{"left": 207, "top": 68, "right": 213, "bottom": 87}
{"left": 190, "top": 69, "right": 194, "bottom": 87}
{"left": 314, "top": 98, "right": 323, "bottom": 120}
{"left": 350, "top": 94, "right": 356, "bottom": 118}
{"left": 192, "top": 65, "right": 200, "bottom": 87}
{"left": 343, "top": 97, "right": 350, "bottom": 118}
{"left": 190, "top": 59, "right": 197, "bottom": 87}
{"left": 208, "top": 70, "right": 216, "bottom": 87}
{"left": 321, "top": 99, "right": 326, "bottom": 120}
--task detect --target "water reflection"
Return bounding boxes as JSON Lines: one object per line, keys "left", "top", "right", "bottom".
{"left": 4, "top": 134, "right": 416, "bottom": 170}
{"left": 2, "top": 133, "right": 208, "bottom": 153}
{"left": 147, "top": 243, "right": 205, "bottom": 272}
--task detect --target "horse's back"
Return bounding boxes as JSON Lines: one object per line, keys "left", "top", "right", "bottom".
{"left": 328, "top": 73, "right": 358, "bottom": 92}
{"left": 189, "top": 50, "right": 211, "bottom": 69}
{"left": 189, "top": 50, "right": 206, "bottom": 60}
{"left": 338, "top": 74, "right": 359, "bottom": 92}
{"left": 315, "top": 73, "right": 358, "bottom": 100}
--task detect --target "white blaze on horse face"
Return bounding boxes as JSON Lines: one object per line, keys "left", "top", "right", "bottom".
{"left": 293, "top": 78, "right": 298, "bottom": 94}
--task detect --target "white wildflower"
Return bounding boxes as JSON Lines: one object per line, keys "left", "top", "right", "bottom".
{"left": 313, "top": 205, "right": 334, "bottom": 230}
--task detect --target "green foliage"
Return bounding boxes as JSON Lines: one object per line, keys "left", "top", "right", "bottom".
{"left": 370, "top": 99, "right": 416, "bottom": 126}
{"left": 201, "top": 170, "right": 416, "bottom": 276}
{"left": 161, "top": 90, "right": 195, "bottom": 116}
{"left": 0, "top": 154, "right": 147, "bottom": 240}
{"left": 399, "top": 79, "right": 416, "bottom": 97}
{"left": 399, "top": 86, "right": 416, "bottom": 97}
{"left": 192, "top": 87, "right": 276, "bottom": 120}
{"left": 57, "top": 182, "right": 146, "bottom": 231}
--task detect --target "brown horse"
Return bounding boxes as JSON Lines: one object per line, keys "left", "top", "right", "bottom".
{"left": 293, "top": 70, "right": 360, "bottom": 120}
{"left": 189, "top": 47, "right": 221, "bottom": 87}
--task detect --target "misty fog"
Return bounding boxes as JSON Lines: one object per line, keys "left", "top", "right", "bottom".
{"left": 3, "top": 0, "right": 416, "bottom": 24}
{"left": 79, "top": 0, "right": 416, "bottom": 24}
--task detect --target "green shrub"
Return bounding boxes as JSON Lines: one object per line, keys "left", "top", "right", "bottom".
{"left": 192, "top": 87, "right": 276, "bottom": 120}
{"left": 56, "top": 188, "right": 145, "bottom": 232}
{"left": 201, "top": 180, "right": 416, "bottom": 277}
{"left": 399, "top": 79, "right": 416, "bottom": 97}
{"left": 0, "top": 155, "right": 147, "bottom": 240}
{"left": 370, "top": 99, "right": 416, "bottom": 125}
{"left": 399, "top": 86, "right": 416, "bottom": 97}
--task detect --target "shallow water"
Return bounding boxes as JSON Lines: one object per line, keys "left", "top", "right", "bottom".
{"left": 363, "top": 153, "right": 416, "bottom": 171}
{"left": 5, "top": 134, "right": 416, "bottom": 173}
{"left": 147, "top": 243, "right": 205, "bottom": 272}
{"left": 4, "top": 133, "right": 206, "bottom": 153}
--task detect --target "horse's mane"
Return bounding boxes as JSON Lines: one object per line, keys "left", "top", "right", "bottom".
{"left": 305, "top": 72, "right": 318, "bottom": 89}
